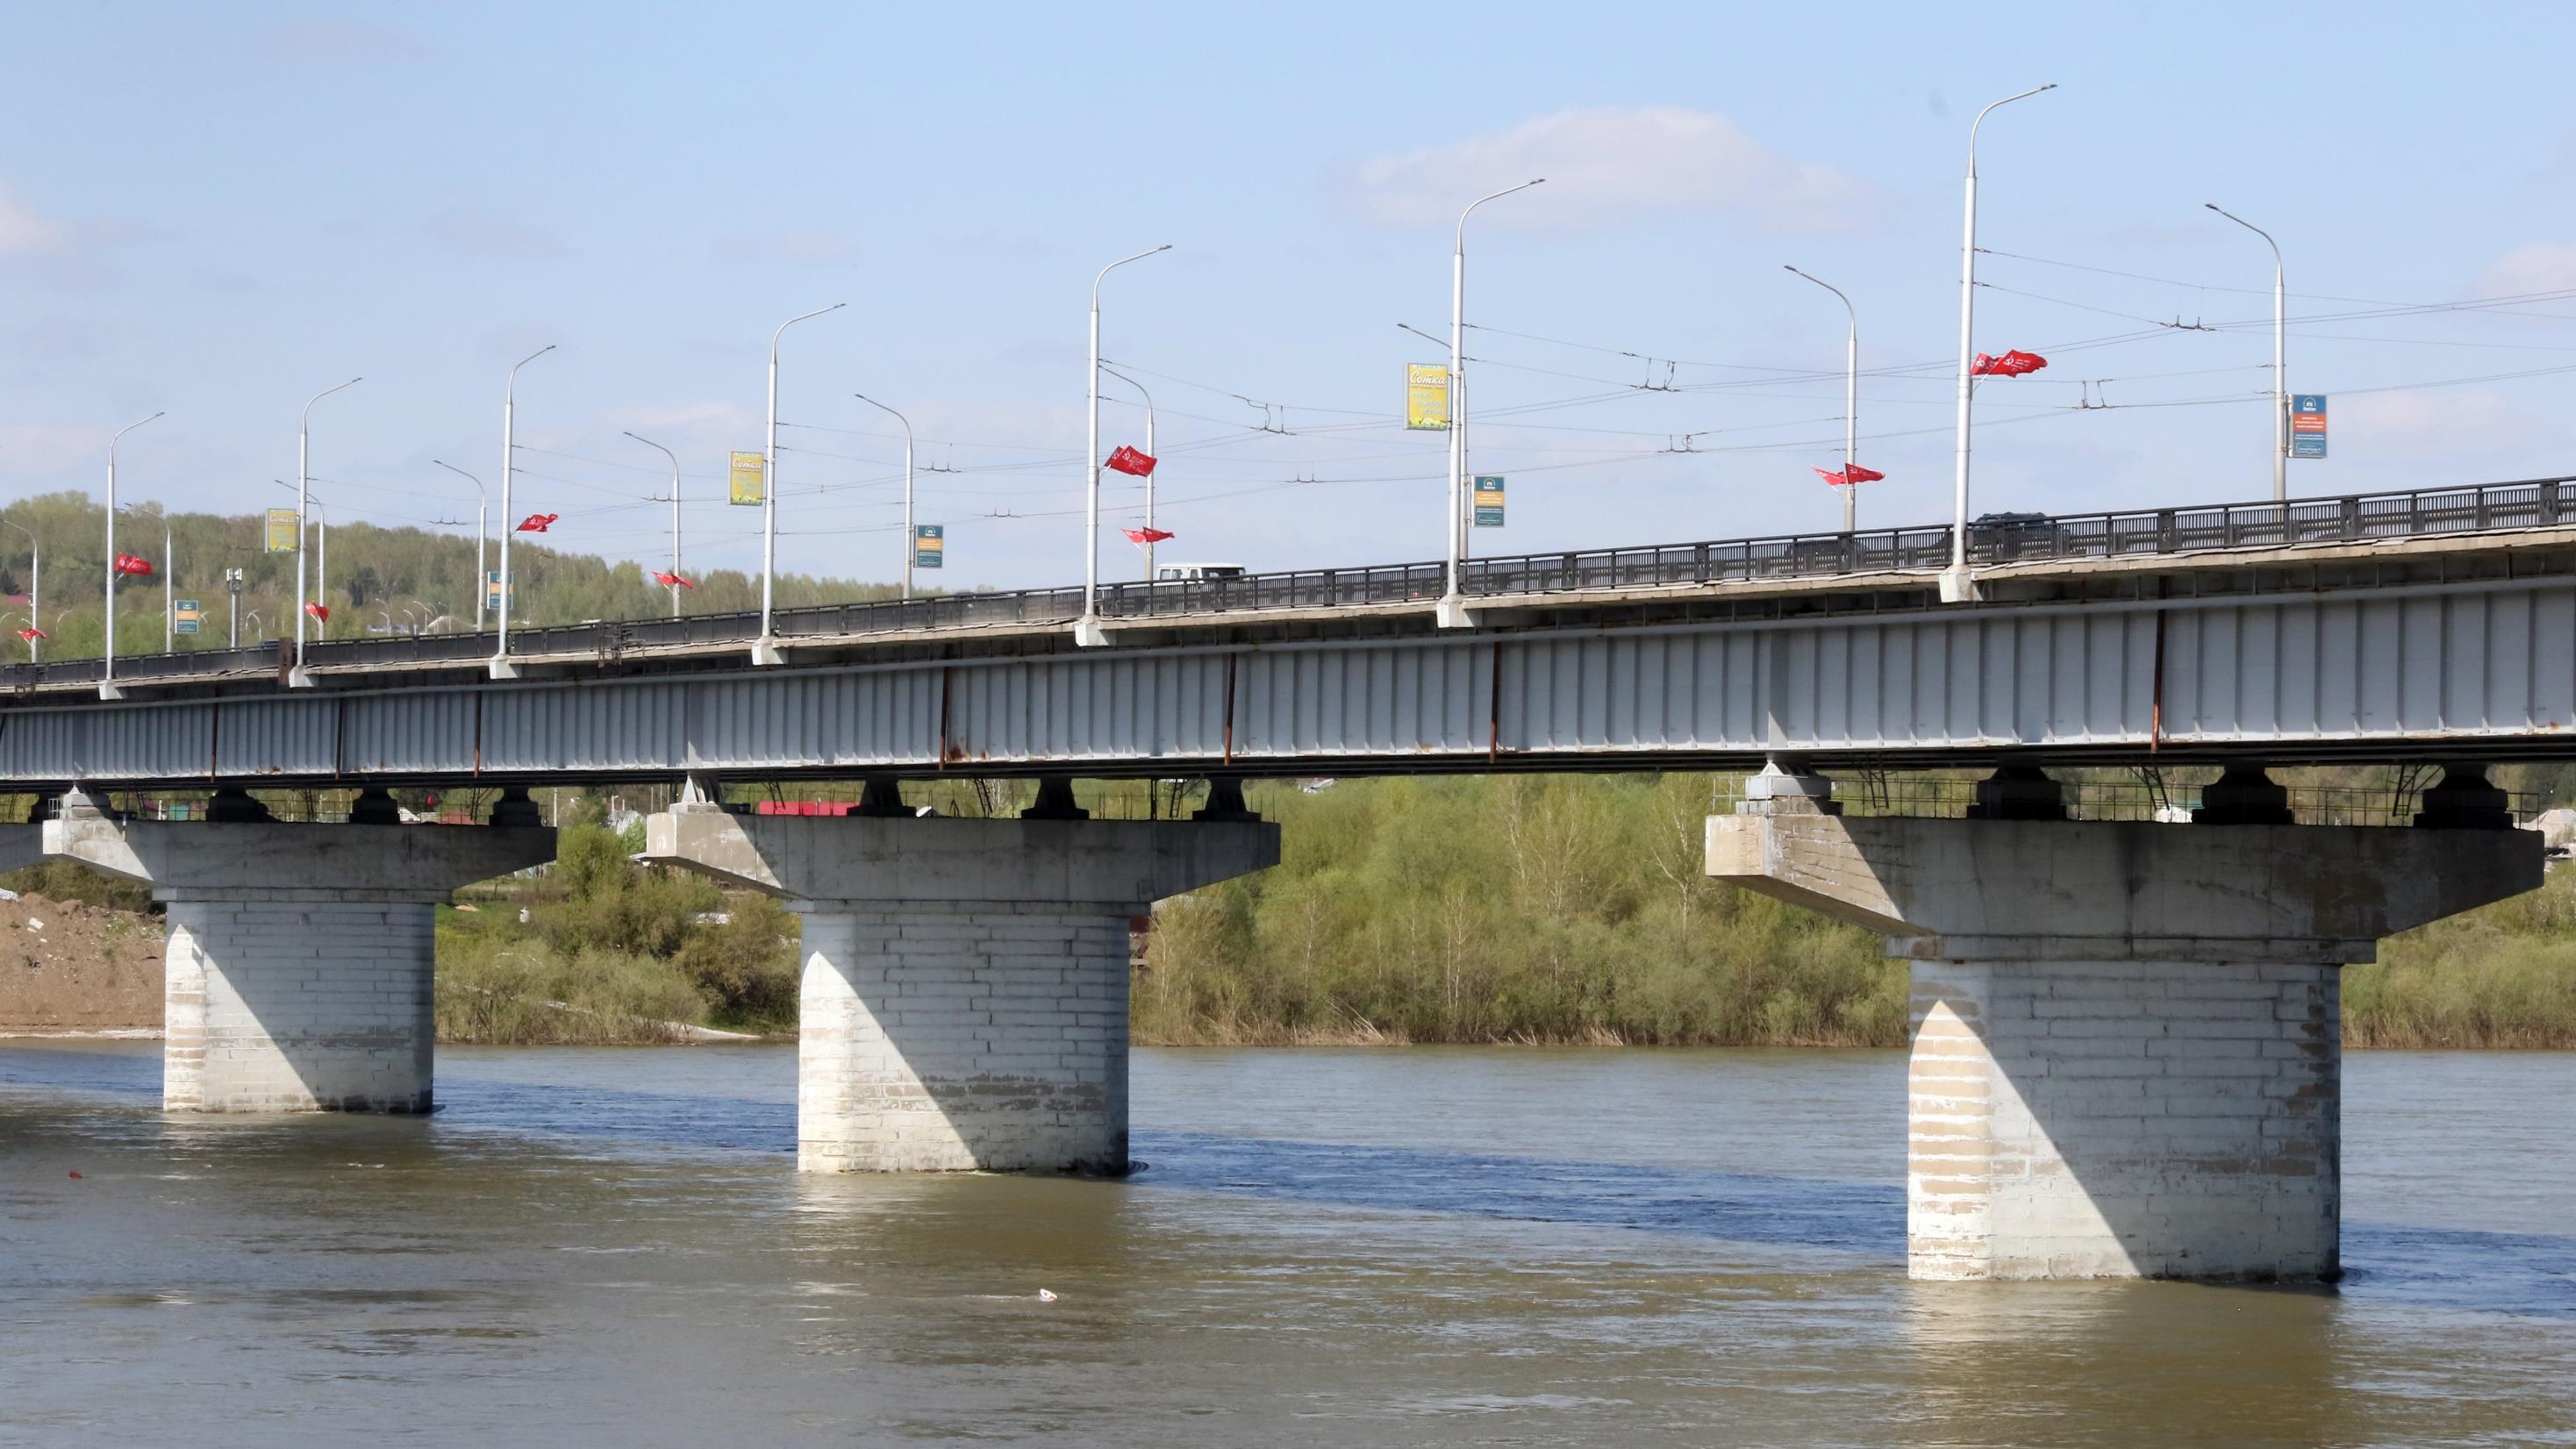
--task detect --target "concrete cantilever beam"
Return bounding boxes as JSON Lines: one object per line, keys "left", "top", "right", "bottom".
{"left": 43, "top": 794, "right": 555, "bottom": 1114}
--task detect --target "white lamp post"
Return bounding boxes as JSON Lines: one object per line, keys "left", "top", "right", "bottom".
{"left": 432, "top": 460, "right": 489, "bottom": 632}
{"left": 1785, "top": 265, "right": 1861, "bottom": 533}
{"left": 1440, "top": 179, "right": 1543, "bottom": 629}
{"left": 2206, "top": 203, "right": 2287, "bottom": 503}
{"left": 852, "top": 395, "right": 915, "bottom": 600}
{"left": 4, "top": 521, "right": 37, "bottom": 662}
{"left": 1096, "top": 365, "right": 1157, "bottom": 580}
{"left": 1944, "top": 84, "right": 2056, "bottom": 604}
{"left": 1077, "top": 246, "right": 1170, "bottom": 646}
{"left": 755, "top": 303, "right": 845, "bottom": 665}
{"left": 290, "top": 379, "right": 359, "bottom": 686}
{"left": 101, "top": 410, "right": 164, "bottom": 697}
{"left": 490, "top": 346, "right": 553, "bottom": 678}
{"left": 623, "top": 431, "right": 683, "bottom": 617}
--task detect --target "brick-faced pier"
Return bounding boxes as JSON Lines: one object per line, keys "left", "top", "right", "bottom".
{"left": 1707, "top": 769, "right": 2539, "bottom": 1281}
{"left": 41, "top": 792, "right": 555, "bottom": 1113}
{"left": 645, "top": 790, "right": 1277, "bottom": 1174}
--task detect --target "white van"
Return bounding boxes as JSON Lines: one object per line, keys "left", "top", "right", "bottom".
{"left": 1153, "top": 562, "right": 1247, "bottom": 582}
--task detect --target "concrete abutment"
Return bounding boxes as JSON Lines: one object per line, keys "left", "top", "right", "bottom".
{"left": 642, "top": 797, "right": 1277, "bottom": 1174}
{"left": 40, "top": 794, "right": 555, "bottom": 1113}
{"left": 1708, "top": 786, "right": 2541, "bottom": 1282}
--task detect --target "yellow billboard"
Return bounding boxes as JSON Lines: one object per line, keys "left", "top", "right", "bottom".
{"left": 1406, "top": 364, "right": 1450, "bottom": 431}
{"left": 729, "top": 451, "right": 766, "bottom": 506}
{"left": 264, "top": 508, "right": 298, "bottom": 553}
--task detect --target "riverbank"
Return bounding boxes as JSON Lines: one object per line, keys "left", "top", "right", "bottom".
{"left": 12, "top": 780, "right": 2576, "bottom": 1050}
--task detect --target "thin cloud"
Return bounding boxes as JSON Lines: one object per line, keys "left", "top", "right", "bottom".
{"left": 713, "top": 228, "right": 857, "bottom": 268}
{"left": 0, "top": 182, "right": 67, "bottom": 257}
{"left": 2478, "top": 240, "right": 2576, "bottom": 297}
{"left": 1338, "top": 105, "right": 1881, "bottom": 233}
{"left": 422, "top": 208, "right": 574, "bottom": 260}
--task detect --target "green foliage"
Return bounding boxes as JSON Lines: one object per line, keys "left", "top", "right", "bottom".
{"left": 0, "top": 860, "right": 156, "bottom": 915}
{"left": 2346, "top": 866, "right": 2576, "bottom": 1048}
{"left": 1137, "top": 774, "right": 1900, "bottom": 1046}
{"left": 672, "top": 892, "right": 801, "bottom": 1030}
{"left": 433, "top": 924, "right": 712, "bottom": 1046}
{"left": 0, "top": 489, "right": 903, "bottom": 662}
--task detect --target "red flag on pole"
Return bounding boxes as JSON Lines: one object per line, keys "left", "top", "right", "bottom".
{"left": 112, "top": 552, "right": 154, "bottom": 576}
{"left": 1122, "top": 526, "right": 1175, "bottom": 545}
{"left": 16, "top": 626, "right": 43, "bottom": 642}
{"left": 1106, "top": 446, "right": 1157, "bottom": 478}
{"left": 1970, "top": 349, "right": 2047, "bottom": 378}
{"left": 515, "top": 513, "right": 558, "bottom": 532}
{"left": 304, "top": 603, "right": 330, "bottom": 622}
{"left": 1843, "top": 463, "right": 1885, "bottom": 483}
{"left": 1813, "top": 467, "right": 1850, "bottom": 488}
{"left": 651, "top": 570, "right": 695, "bottom": 589}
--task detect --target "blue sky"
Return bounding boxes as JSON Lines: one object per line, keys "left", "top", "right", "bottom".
{"left": 7, "top": 2, "right": 2576, "bottom": 595}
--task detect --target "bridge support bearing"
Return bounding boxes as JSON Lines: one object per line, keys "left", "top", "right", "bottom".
{"left": 39, "top": 796, "right": 555, "bottom": 1114}
{"left": 1707, "top": 811, "right": 2540, "bottom": 1281}
{"left": 642, "top": 810, "right": 1279, "bottom": 1174}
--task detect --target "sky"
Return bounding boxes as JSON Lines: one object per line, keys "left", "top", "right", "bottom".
{"left": 7, "top": 2, "right": 2576, "bottom": 598}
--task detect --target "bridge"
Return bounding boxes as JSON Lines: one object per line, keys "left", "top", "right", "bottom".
{"left": 4, "top": 474, "right": 2564, "bottom": 1287}
{"left": 4, "top": 475, "right": 2574, "bottom": 789}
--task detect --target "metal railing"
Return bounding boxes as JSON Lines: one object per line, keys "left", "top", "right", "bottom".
{"left": 4, "top": 474, "right": 2566, "bottom": 693}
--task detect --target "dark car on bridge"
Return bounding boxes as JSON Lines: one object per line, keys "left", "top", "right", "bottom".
{"left": 1967, "top": 510, "right": 2065, "bottom": 562}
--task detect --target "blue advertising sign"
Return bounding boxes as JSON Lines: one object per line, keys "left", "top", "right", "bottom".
{"left": 2291, "top": 395, "right": 2327, "bottom": 460}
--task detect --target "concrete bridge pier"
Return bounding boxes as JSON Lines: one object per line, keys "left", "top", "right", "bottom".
{"left": 643, "top": 780, "right": 1277, "bottom": 1174}
{"left": 40, "top": 789, "right": 555, "bottom": 1113}
{"left": 1708, "top": 765, "right": 2541, "bottom": 1282}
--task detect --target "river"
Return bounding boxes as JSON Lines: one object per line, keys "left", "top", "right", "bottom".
{"left": 4, "top": 1042, "right": 2573, "bottom": 1446}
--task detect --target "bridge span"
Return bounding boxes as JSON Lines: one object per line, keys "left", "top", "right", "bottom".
{"left": 4, "top": 476, "right": 2576, "bottom": 789}
{"left": 4, "top": 475, "right": 2565, "bottom": 1288}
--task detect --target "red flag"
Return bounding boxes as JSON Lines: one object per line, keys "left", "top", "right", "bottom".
{"left": 1844, "top": 463, "right": 1885, "bottom": 483}
{"left": 1106, "top": 446, "right": 1157, "bottom": 478}
{"left": 112, "top": 552, "right": 154, "bottom": 576}
{"left": 516, "top": 513, "right": 558, "bottom": 533}
{"left": 1122, "top": 526, "right": 1175, "bottom": 545}
{"left": 15, "top": 626, "right": 43, "bottom": 642}
{"left": 651, "top": 570, "right": 695, "bottom": 589}
{"left": 1970, "top": 349, "right": 2047, "bottom": 378}
{"left": 305, "top": 603, "right": 330, "bottom": 622}
{"left": 1812, "top": 467, "right": 1850, "bottom": 488}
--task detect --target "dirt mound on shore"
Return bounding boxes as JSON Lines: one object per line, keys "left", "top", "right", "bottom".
{"left": 0, "top": 895, "right": 162, "bottom": 1035}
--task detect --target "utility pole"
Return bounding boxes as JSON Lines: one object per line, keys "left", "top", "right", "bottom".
{"left": 2207, "top": 203, "right": 2287, "bottom": 503}
{"left": 433, "top": 460, "right": 488, "bottom": 632}
{"left": 1078, "top": 247, "right": 1170, "bottom": 646}
{"left": 756, "top": 305, "right": 844, "bottom": 664}
{"left": 1945, "top": 84, "right": 2056, "bottom": 605}
{"left": 622, "top": 432, "right": 682, "bottom": 617}
{"left": 103, "top": 410, "right": 165, "bottom": 697}
{"left": 493, "top": 346, "right": 554, "bottom": 677}
{"left": 1097, "top": 366, "right": 1156, "bottom": 580}
{"left": 853, "top": 395, "right": 915, "bottom": 599}
{"left": 1439, "top": 180, "right": 1543, "bottom": 629}
{"left": 1786, "top": 266, "right": 1861, "bottom": 532}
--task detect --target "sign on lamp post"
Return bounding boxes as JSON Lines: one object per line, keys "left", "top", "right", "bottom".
{"left": 2292, "top": 395, "right": 2328, "bottom": 459}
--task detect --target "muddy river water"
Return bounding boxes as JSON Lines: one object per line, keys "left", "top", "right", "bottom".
{"left": 4, "top": 1042, "right": 2573, "bottom": 1446}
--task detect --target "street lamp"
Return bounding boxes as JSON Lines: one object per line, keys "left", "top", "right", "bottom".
{"left": 1945, "top": 84, "right": 2056, "bottom": 605}
{"left": 852, "top": 395, "right": 916, "bottom": 600}
{"left": 432, "top": 460, "right": 489, "bottom": 632}
{"left": 491, "top": 346, "right": 553, "bottom": 678}
{"left": 622, "top": 431, "right": 683, "bottom": 617}
{"left": 2207, "top": 203, "right": 2287, "bottom": 503}
{"left": 2, "top": 521, "right": 37, "bottom": 662}
{"left": 119, "top": 502, "right": 173, "bottom": 653}
{"left": 1440, "top": 179, "right": 1544, "bottom": 629}
{"left": 102, "top": 410, "right": 164, "bottom": 697}
{"left": 1095, "top": 366, "right": 1157, "bottom": 582}
{"left": 275, "top": 480, "right": 329, "bottom": 642}
{"left": 1785, "top": 266, "right": 1862, "bottom": 533}
{"left": 293, "top": 379, "right": 360, "bottom": 684}
{"left": 755, "top": 304, "right": 846, "bottom": 665}
{"left": 244, "top": 609, "right": 262, "bottom": 643}
{"left": 1077, "top": 245, "right": 1170, "bottom": 646}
